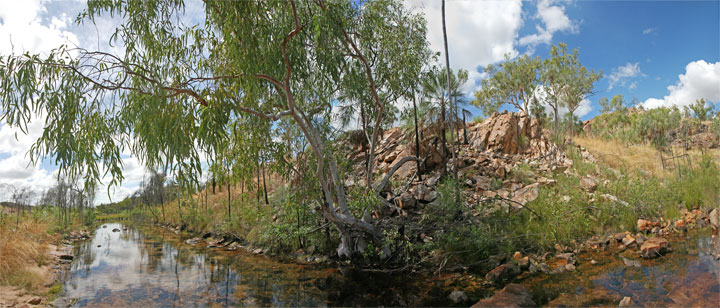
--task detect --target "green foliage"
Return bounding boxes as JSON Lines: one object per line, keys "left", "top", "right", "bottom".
{"left": 599, "top": 94, "right": 626, "bottom": 114}
{"left": 588, "top": 106, "right": 699, "bottom": 147}
{"left": 686, "top": 98, "right": 714, "bottom": 121}
{"left": 82, "top": 208, "right": 96, "bottom": 227}
{"left": 473, "top": 54, "right": 541, "bottom": 115}
{"left": 672, "top": 154, "right": 720, "bottom": 210}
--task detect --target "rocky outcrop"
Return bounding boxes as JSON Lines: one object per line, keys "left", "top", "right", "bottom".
{"left": 468, "top": 111, "right": 547, "bottom": 155}
{"left": 471, "top": 283, "right": 537, "bottom": 308}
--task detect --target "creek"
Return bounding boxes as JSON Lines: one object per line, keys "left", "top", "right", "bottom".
{"left": 54, "top": 223, "right": 720, "bottom": 307}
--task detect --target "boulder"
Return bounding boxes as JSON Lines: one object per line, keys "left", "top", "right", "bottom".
{"left": 621, "top": 235, "right": 637, "bottom": 248}
{"left": 185, "top": 237, "right": 202, "bottom": 245}
{"left": 112, "top": 228, "right": 121, "bottom": 232}
{"left": 27, "top": 297, "right": 42, "bottom": 305}
{"left": 397, "top": 192, "right": 417, "bottom": 209}
{"left": 640, "top": 237, "right": 670, "bottom": 259}
{"left": 637, "top": 219, "right": 653, "bottom": 233}
{"left": 471, "top": 283, "right": 537, "bottom": 308}
{"left": 469, "top": 111, "right": 541, "bottom": 155}
{"left": 579, "top": 176, "right": 598, "bottom": 192}
{"left": 511, "top": 183, "right": 540, "bottom": 206}
{"left": 472, "top": 175, "right": 493, "bottom": 190}
{"left": 709, "top": 208, "right": 719, "bottom": 229}
{"left": 485, "top": 263, "right": 520, "bottom": 284}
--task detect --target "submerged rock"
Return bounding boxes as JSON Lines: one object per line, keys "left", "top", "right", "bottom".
{"left": 471, "top": 283, "right": 536, "bottom": 308}
{"left": 448, "top": 290, "right": 468, "bottom": 304}
{"left": 112, "top": 228, "right": 121, "bottom": 232}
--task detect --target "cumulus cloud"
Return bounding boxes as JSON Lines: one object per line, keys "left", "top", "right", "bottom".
{"left": 642, "top": 27, "right": 656, "bottom": 35}
{"left": 405, "top": 0, "right": 523, "bottom": 92}
{"left": 0, "top": 0, "right": 79, "bottom": 55}
{"left": 607, "top": 62, "right": 643, "bottom": 90}
{"left": 518, "top": 0, "right": 578, "bottom": 54}
{"left": 643, "top": 60, "right": 720, "bottom": 109}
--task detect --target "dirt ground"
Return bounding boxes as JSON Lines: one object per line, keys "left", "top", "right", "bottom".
{"left": 0, "top": 244, "right": 71, "bottom": 308}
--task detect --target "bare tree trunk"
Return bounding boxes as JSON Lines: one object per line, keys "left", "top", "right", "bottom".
{"left": 413, "top": 92, "right": 422, "bottom": 181}
{"left": 261, "top": 156, "right": 269, "bottom": 205}
{"left": 442, "top": 0, "right": 457, "bottom": 178}
{"left": 227, "top": 183, "right": 231, "bottom": 221}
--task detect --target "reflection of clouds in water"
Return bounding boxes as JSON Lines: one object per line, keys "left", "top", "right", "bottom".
{"left": 59, "top": 223, "right": 332, "bottom": 307}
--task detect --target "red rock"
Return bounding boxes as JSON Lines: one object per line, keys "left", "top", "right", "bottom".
{"left": 640, "top": 237, "right": 670, "bottom": 259}
{"left": 637, "top": 219, "right": 653, "bottom": 232}
{"left": 485, "top": 263, "right": 520, "bottom": 284}
{"left": 471, "top": 283, "right": 537, "bottom": 307}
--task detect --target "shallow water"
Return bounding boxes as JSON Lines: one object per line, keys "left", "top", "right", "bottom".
{"left": 520, "top": 230, "right": 720, "bottom": 307}
{"left": 55, "top": 223, "right": 482, "bottom": 307}
{"left": 56, "top": 223, "right": 720, "bottom": 307}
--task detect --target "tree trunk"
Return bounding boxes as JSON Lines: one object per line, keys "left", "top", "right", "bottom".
{"left": 442, "top": 0, "right": 457, "bottom": 178}
{"left": 262, "top": 156, "right": 269, "bottom": 205}
{"left": 413, "top": 92, "right": 422, "bottom": 181}
{"left": 227, "top": 183, "right": 231, "bottom": 221}
{"left": 463, "top": 112, "right": 468, "bottom": 144}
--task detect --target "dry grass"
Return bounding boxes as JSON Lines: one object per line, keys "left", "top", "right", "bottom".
{"left": 0, "top": 220, "right": 51, "bottom": 290}
{"left": 575, "top": 136, "right": 720, "bottom": 178}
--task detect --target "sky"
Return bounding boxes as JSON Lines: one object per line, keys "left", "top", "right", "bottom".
{"left": 0, "top": 0, "right": 718, "bottom": 205}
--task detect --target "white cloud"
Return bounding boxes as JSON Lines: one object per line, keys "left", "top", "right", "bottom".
{"left": 518, "top": 0, "right": 578, "bottom": 54}
{"left": 0, "top": 0, "right": 79, "bottom": 55}
{"left": 642, "top": 27, "right": 656, "bottom": 35}
{"left": 643, "top": 60, "right": 720, "bottom": 109}
{"left": 629, "top": 81, "right": 637, "bottom": 90}
{"left": 607, "top": 62, "right": 643, "bottom": 90}
{"left": 404, "top": 0, "right": 523, "bottom": 92}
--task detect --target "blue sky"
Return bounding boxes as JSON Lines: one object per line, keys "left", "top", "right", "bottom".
{"left": 0, "top": 0, "right": 718, "bottom": 204}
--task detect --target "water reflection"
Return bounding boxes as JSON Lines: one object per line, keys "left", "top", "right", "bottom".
{"left": 57, "top": 223, "right": 472, "bottom": 307}
{"left": 523, "top": 230, "right": 720, "bottom": 307}
{"left": 58, "top": 223, "right": 336, "bottom": 307}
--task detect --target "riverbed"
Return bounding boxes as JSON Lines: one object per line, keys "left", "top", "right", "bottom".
{"left": 53, "top": 223, "right": 719, "bottom": 307}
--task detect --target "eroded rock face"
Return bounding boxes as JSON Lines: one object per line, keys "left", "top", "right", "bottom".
{"left": 469, "top": 111, "right": 543, "bottom": 155}
{"left": 471, "top": 283, "right": 537, "bottom": 308}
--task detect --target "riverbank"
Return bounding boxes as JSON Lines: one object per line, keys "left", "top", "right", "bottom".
{"left": 0, "top": 210, "right": 92, "bottom": 308}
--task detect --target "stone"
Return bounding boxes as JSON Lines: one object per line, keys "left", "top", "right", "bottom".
{"left": 102, "top": 225, "right": 107, "bottom": 228}
{"left": 621, "top": 235, "right": 637, "bottom": 248}
{"left": 185, "top": 237, "right": 202, "bottom": 245}
{"left": 590, "top": 259, "right": 598, "bottom": 265}
{"left": 512, "top": 251, "right": 523, "bottom": 261}
{"left": 614, "top": 233, "right": 626, "bottom": 243}
{"left": 426, "top": 173, "right": 441, "bottom": 187}
{"left": 564, "top": 263, "right": 575, "bottom": 271}
{"left": 472, "top": 175, "right": 492, "bottom": 190}
{"left": 637, "top": 219, "right": 653, "bottom": 233}
{"left": 579, "top": 176, "right": 598, "bottom": 192}
{"left": 397, "top": 192, "right": 417, "bottom": 209}
{"left": 709, "top": 208, "right": 719, "bottom": 229}
{"left": 27, "top": 297, "right": 42, "bottom": 305}
{"left": 471, "top": 283, "right": 537, "bottom": 308}
{"left": 511, "top": 183, "right": 540, "bottom": 206}
{"left": 448, "top": 290, "right": 469, "bottom": 304}
{"left": 618, "top": 296, "right": 634, "bottom": 307}
{"left": 252, "top": 248, "right": 263, "bottom": 254}
{"left": 112, "top": 228, "right": 121, "bottom": 232}
{"left": 600, "top": 194, "right": 629, "bottom": 207}
{"left": 59, "top": 254, "right": 74, "bottom": 261}
{"left": 674, "top": 219, "right": 686, "bottom": 230}
{"left": 485, "top": 263, "right": 520, "bottom": 284}
{"left": 518, "top": 257, "right": 530, "bottom": 269}
{"left": 622, "top": 257, "right": 641, "bottom": 268}
{"left": 640, "top": 237, "right": 670, "bottom": 259}
{"left": 556, "top": 252, "right": 574, "bottom": 261}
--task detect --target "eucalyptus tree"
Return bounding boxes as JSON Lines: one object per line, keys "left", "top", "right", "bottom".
{"left": 473, "top": 54, "right": 541, "bottom": 116}
{"left": 559, "top": 48, "right": 601, "bottom": 137}
{"left": 599, "top": 94, "right": 625, "bottom": 114}
{"left": 541, "top": 43, "right": 573, "bottom": 135}
{"left": 0, "top": 0, "right": 428, "bottom": 259}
